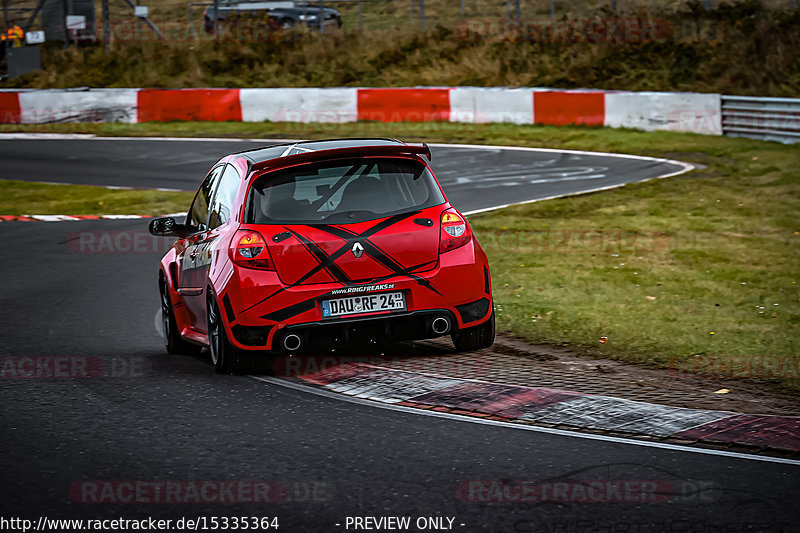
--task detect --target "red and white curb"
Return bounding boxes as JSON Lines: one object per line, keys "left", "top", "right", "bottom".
{"left": 0, "top": 212, "right": 183, "bottom": 222}
{"left": 0, "top": 87, "right": 724, "bottom": 135}
{"left": 291, "top": 363, "right": 800, "bottom": 453}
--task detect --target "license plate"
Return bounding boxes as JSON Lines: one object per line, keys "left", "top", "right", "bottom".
{"left": 321, "top": 291, "right": 406, "bottom": 318}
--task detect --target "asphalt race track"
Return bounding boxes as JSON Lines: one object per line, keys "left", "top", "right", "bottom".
{"left": 1, "top": 137, "right": 799, "bottom": 533}
{"left": 0, "top": 136, "right": 688, "bottom": 213}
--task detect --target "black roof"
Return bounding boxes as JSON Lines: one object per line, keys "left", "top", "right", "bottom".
{"left": 236, "top": 138, "right": 405, "bottom": 165}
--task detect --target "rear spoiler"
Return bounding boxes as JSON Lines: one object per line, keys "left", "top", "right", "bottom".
{"left": 251, "top": 143, "right": 432, "bottom": 174}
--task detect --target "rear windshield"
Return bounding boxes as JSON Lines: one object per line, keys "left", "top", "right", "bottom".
{"left": 245, "top": 158, "right": 445, "bottom": 224}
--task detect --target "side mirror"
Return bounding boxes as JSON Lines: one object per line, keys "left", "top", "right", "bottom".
{"left": 148, "top": 217, "right": 195, "bottom": 238}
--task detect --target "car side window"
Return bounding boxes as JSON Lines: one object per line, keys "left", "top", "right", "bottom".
{"left": 188, "top": 165, "right": 223, "bottom": 231}
{"left": 208, "top": 164, "right": 241, "bottom": 230}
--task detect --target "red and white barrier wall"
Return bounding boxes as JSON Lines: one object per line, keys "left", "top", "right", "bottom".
{"left": 0, "top": 87, "right": 722, "bottom": 135}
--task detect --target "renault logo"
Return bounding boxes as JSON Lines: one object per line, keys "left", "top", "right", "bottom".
{"left": 351, "top": 242, "right": 364, "bottom": 258}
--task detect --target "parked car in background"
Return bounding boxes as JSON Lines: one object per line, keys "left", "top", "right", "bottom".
{"left": 204, "top": 2, "right": 342, "bottom": 33}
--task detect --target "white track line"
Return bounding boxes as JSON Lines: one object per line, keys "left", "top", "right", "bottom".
{"left": 0, "top": 133, "right": 694, "bottom": 168}
{"left": 49, "top": 132, "right": 767, "bottom": 461}
{"left": 462, "top": 176, "right": 687, "bottom": 217}
{"left": 249, "top": 375, "right": 800, "bottom": 466}
{"left": 424, "top": 143, "right": 696, "bottom": 216}
{"left": 16, "top": 132, "right": 786, "bottom": 461}
{"left": 1, "top": 135, "right": 696, "bottom": 218}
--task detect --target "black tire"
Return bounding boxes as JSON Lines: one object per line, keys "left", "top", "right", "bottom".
{"left": 160, "top": 278, "right": 202, "bottom": 356}
{"left": 451, "top": 311, "right": 495, "bottom": 352}
{"left": 280, "top": 18, "right": 295, "bottom": 30}
{"left": 208, "top": 296, "right": 245, "bottom": 375}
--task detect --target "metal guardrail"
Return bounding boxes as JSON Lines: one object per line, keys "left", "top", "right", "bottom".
{"left": 722, "top": 95, "right": 800, "bottom": 144}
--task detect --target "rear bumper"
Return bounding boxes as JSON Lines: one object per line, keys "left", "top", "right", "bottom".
{"left": 278, "top": 309, "right": 457, "bottom": 352}
{"left": 219, "top": 241, "right": 492, "bottom": 352}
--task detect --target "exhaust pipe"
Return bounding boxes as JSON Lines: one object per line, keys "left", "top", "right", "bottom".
{"left": 431, "top": 316, "right": 450, "bottom": 335}
{"left": 283, "top": 334, "right": 302, "bottom": 352}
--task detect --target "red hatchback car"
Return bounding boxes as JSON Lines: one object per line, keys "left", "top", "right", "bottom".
{"left": 150, "top": 139, "right": 494, "bottom": 373}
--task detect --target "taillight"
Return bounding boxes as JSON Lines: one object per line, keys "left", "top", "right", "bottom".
{"left": 439, "top": 209, "right": 471, "bottom": 253}
{"left": 232, "top": 230, "right": 274, "bottom": 270}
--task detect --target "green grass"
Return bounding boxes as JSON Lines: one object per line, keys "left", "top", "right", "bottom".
{"left": 4, "top": 1, "right": 799, "bottom": 96}
{"left": 0, "top": 179, "right": 194, "bottom": 216}
{"left": 2, "top": 120, "right": 798, "bottom": 388}
{"left": 470, "top": 151, "right": 800, "bottom": 384}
